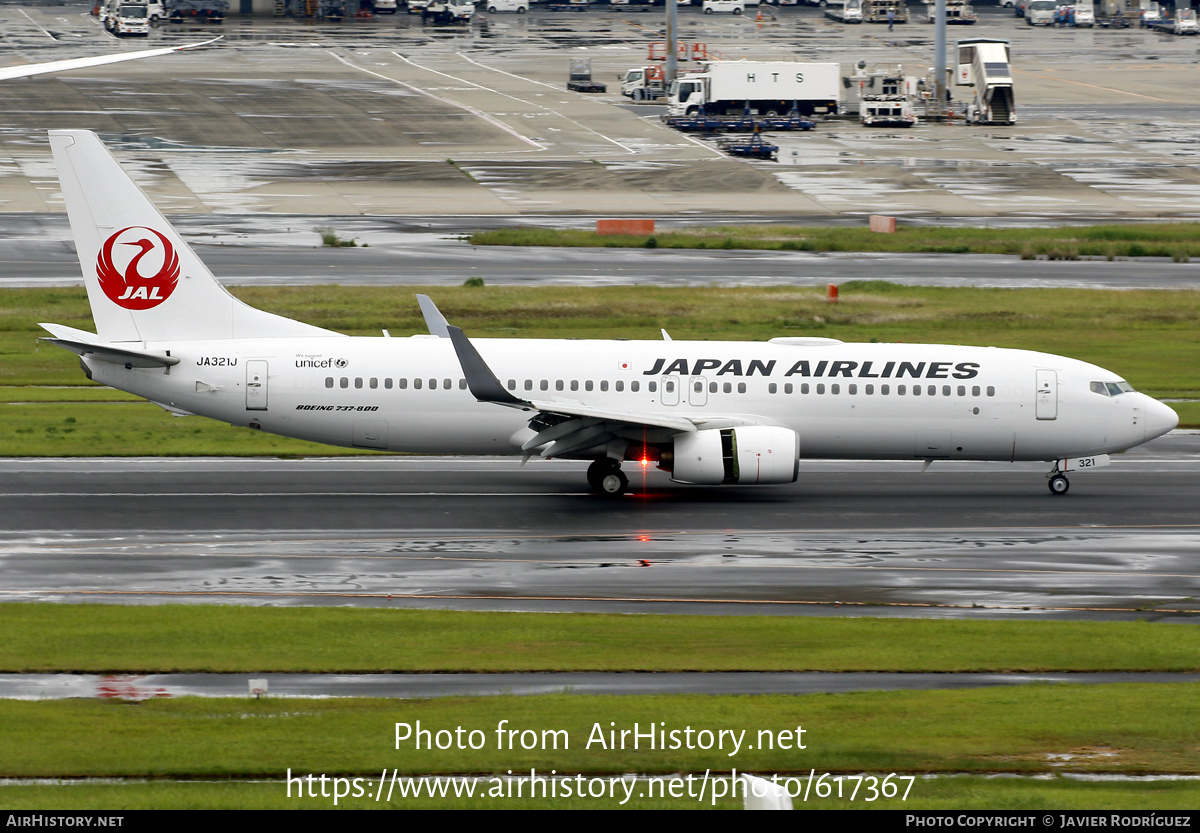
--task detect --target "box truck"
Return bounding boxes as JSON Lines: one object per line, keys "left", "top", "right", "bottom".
{"left": 666, "top": 61, "right": 840, "bottom": 117}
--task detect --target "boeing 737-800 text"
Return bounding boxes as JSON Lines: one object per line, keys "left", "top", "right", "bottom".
{"left": 41, "top": 130, "right": 1179, "bottom": 496}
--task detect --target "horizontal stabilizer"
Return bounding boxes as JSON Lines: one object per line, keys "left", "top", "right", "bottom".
{"left": 40, "top": 337, "right": 179, "bottom": 368}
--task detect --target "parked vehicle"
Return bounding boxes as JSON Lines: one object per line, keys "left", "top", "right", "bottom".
{"left": 703, "top": 0, "right": 745, "bottom": 13}
{"left": 666, "top": 60, "right": 840, "bottom": 117}
{"left": 102, "top": 0, "right": 151, "bottom": 36}
{"left": 824, "top": 0, "right": 863, "bottom": 22}
{"left": 369, "top": 0, "right": 399, "bottom": 13}
{"left": 485, "top": 0, "right": 527, "bottom": 10}
{"left": 1025, "top": 0, "right": 1055, "bottom": 24}
{"left": 165, "top": 0, "right": 228, "bottom": 23}
{"left": 423, "top": 0, "right": 474, "bottom": 22}
{"left": 863, "top": 0, "right": 907, "bottom": 23}
{"left": 621, "top": 65, "right": 667, "bottom": 100}
{"left": 1070, "top": 0, "right": 1095, "bottom": 25}
{"left": 567, "top": 58, "right": 607, "bottom": 93}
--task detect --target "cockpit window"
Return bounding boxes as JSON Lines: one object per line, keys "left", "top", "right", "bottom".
{"left": 1091, "top": 381, "right": 1135, "bottom": 397}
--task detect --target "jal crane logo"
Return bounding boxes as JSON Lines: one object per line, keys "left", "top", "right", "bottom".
{"left": 96, "top": 226, "right": 180, "bottom": 310}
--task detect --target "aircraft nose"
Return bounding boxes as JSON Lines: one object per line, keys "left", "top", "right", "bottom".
{"left": 1144, "top": 397, "right": 1179, "bottom": 442}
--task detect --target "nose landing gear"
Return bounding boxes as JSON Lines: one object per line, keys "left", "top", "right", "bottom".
{"left": 587, "top": 458, "right": 628, "bottom": 497}
{"left": 1047, "top": 473, "right": 1070, "bottom": 495}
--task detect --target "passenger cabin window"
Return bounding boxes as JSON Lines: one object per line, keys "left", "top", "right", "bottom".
{"left": 385, "top": 378, "right": 393, "bottom": 390}
{"left": 414, "top": 378, "right": 423, "bottom": 390}
{"left": 340, "top": 377, "right": 349, "bottom": 389}
{"left": 325, "top": 377, "right": 334, "bottom": 388}
{"left": 354, "top": 378, "right": 363, "bottom": 389}
{"left": 737, "top": 382, "right": 746, "bottom": 394}
{"left": 399, "top": 378, "right": 408, "bottom": 390}
{"left": 631, "top": 381, "right": 639, "bottom": 392}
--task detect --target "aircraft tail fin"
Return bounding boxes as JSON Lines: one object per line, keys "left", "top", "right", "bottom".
{"left": 49, "top": 130, "right": 342, "bottom": 344}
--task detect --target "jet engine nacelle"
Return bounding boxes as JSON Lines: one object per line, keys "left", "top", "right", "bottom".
{"left": 671, "top": 426, "right": 799, "bottom": 485}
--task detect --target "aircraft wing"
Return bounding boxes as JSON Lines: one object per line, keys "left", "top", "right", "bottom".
{"left": 0, "top": 37, "right": 221, "bottom": 82}
{"left": 447, "top": 324, "right": 766, "bottom": 459}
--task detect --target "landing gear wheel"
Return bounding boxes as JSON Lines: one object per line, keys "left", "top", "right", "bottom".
{"left": 1048, "top": 474, "right": 1070, "bottom": 495}
{"left": 587, "top": 458, "right": 618, "bottom": 492}
{"left": 599, "top": 469, "right": 629, "bottom": 497}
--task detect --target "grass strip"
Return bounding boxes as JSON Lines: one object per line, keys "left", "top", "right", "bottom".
{"left": 3, "top": 605, "right": 1199, "bottom": 673}
{"left": 2, "top": 776, "right": 1199, "bottom": 810}
{"left": 468, "top": 222, "right": 1200, "bottom": 261}
{"left": 0, "top": 686, "right": 1197, "bottom": 778}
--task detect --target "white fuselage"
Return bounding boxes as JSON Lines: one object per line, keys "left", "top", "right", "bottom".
{"left": 84, "top": 336, "right": 1169, "bottom": 463}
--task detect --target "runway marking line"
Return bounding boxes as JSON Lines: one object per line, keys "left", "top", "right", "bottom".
{"left": 1014, "top": 70, "right": 1171, "bottom": 103}
{"left": 328, "top": 52, "right": 547, "bottom": 152}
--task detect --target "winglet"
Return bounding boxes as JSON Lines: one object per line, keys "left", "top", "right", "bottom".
{"left": 416, "top": 294, "right": 451, "bottom": 338}
{"left": 446, "top": 326, "right": 529, "bottom": 407}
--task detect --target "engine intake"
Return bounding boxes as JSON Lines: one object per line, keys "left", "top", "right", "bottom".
{"left": 672, "top": 426, "right": 799, "bottom": 485}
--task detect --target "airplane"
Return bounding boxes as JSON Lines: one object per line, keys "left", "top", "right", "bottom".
{"left": 40, "top": 129, "right": 1179, "bottom": 497}
{"left": 0, "top": 37, "right": 221, "bottom": 82}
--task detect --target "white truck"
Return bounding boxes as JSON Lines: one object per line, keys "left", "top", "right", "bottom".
{"left": 1071, "top": 0, "right": 1095, "bottom": 25}
{"left": 1025, "top": 0, "right": 1055, "bottom": 24}
{"left": 102, "top": 0, "right": 151, "bottom": 36}
{"left": 621, "top": 65, "right": 667, "bottom": 100}
{"left": 666, "top": 61, "right": 840, "bottom": 118}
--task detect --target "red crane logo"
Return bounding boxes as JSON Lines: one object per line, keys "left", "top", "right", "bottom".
{"left": 96, "top": 226, "right": 180, "bottom": 310}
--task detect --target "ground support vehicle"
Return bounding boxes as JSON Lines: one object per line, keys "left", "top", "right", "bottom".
{"left": 1070, "top": 0, "right": 1095, "bottom": 25}
{"left": 547, "top": 0, "right": 589, "bottom": 9}
{"left": 423, "top": 0, "right": 474, "bottom": 22}
{"left": 703, "top": 0, "right": 745, "bottom": 13}
{"left": 667, "top": 61, "right": 840, "bottom": 118}
{"left": 925, "top": 0, "right": 976, "bottom": 23}
{"left": 664, "top": 107, "right": 815, "bottom": 132}
{"left": 956, "top": 37, "right": 1015, "bottom": 125}
{"left": 1024, "top": 0, "right": 1054, "bottom": 23}
{"left": 484, "top": 0, "right": 526, "bottom": 10}
{"left": 166, "top": 0, "right": 227, "bottom": 22}
{"left": 369, "top": 0, "right": 399, "bottom": 12}
{"left": 1144, "top": 8, "right": 1198, "bottom": 33}
{"left": 720, "top": 132, "right": 778, "bottom": 159}
{"left": 824, "top": 0, "right": 863, "bottom": 22}
{"left": 863, "top": 0, "right": 907, "bottom": 23}
{"left": 103, "top": 0, "right": 151, "bottom": 35}
{"left": 567, "top": 59, "right": 607, "bottom": 93}
{"left": 861, "top": 96, "right": 918, "bottom": 126}
{"left": 621, "top": 65, "right": 667, "bottom": 101}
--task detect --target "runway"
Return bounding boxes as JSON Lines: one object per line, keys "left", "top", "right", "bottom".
{"left": 2, "top": 433, "right": 1197, "bottom": 622}
{"left": 4, "top": 671, "right": 1199, "bottom": 700}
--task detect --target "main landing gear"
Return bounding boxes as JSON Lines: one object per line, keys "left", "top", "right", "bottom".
{"left": 587, "top": 458, "right": 628, "bottom": 497}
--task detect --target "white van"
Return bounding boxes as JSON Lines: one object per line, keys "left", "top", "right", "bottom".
{"left": 703, "top": 0, "right": 745, "bottom": 12}
{"left": 485, "top": 0, "right": 527, "bottom": 11}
